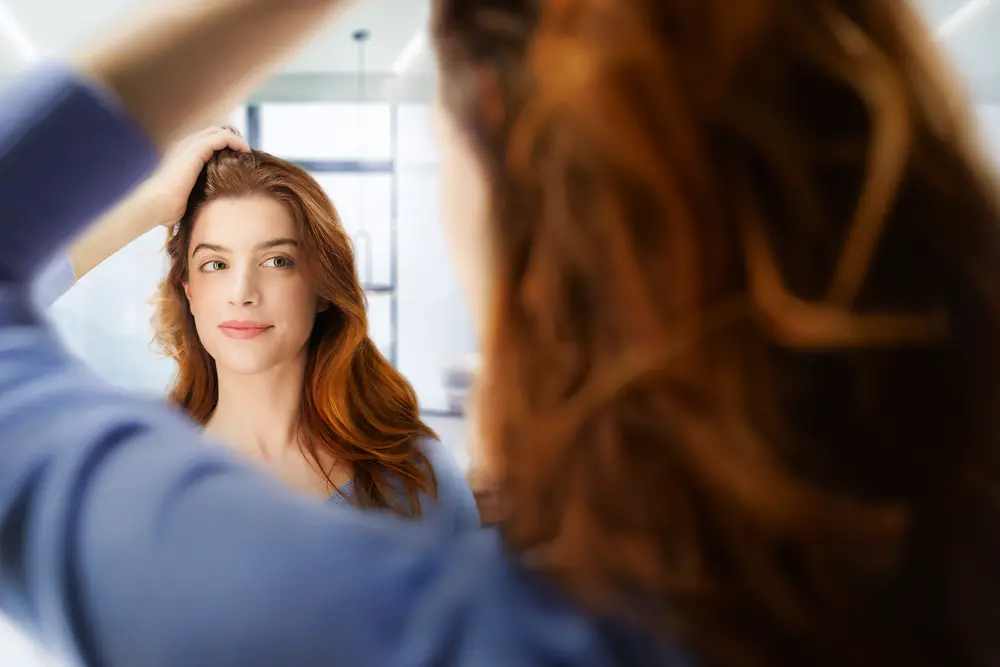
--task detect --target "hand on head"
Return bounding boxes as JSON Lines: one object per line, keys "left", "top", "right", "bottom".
{"left": 142, "top": 126, "right": 251, "bottom": 231}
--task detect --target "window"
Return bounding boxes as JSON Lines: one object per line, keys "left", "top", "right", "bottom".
{"left": 310, "top": 173, "right": 393, "bottom": 287}
{"left": 259, "top": 103, "right": 391, "bottom": 161}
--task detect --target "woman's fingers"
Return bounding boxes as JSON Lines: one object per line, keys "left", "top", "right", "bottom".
{"left": 169, "top": 126, "right": 249, "bottom": 162}
{"left": 166, "top": 127, "right": 251, "bottom": 179}
{"left": 197, "top": 128, "right": 251, "bottom": 158}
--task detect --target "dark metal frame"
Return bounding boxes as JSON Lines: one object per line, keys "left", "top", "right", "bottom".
{"left": 245, "top": 100, "right": 401, "bottom": 366}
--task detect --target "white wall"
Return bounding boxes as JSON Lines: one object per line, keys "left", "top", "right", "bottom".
{"left": 47, "top": 225, "right": 176, "bottom": 396}
{"left": 0, "top": 618, "right": 58, "bottom": 667}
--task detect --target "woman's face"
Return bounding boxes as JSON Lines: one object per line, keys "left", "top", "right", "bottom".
{"left": 183, "top": 196, "right": 325, "bottom": 376}
{"left": 435, "top": 93, "right": 492, "bottom": 342}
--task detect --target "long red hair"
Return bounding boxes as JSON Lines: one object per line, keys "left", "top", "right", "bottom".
{"left": 153, "top": 148, "right": 437, "bottom": 516}
{"left": 435, "top": 0, "right": 1000, "bottom": 666}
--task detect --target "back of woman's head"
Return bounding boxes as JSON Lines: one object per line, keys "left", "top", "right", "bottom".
{"left": 434, "top": 0, "right": 1000, "bottom": 665}
{"left": 154, "top": 148, "right": 437, "bottom": 516}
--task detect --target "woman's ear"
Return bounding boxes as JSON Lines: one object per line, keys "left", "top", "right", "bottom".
{"left": 182, "top": 281, "right": 191, "bottom": 301}
{"left": 316, "top": 298, "right": 330, "bottom": 314}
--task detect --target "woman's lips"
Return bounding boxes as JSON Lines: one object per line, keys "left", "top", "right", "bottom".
{"left": 218, "top": 321, "right": 273, "bottom": 340}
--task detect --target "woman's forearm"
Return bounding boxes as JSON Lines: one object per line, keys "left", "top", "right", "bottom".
{"left": 73, "top": 0, "right": 350, "bottom": 149}
{"left": 67, "top": 184, "right": 166, "bottom": 280}
{"left": 64, "top": 0, "right": 345, "bottom": 277}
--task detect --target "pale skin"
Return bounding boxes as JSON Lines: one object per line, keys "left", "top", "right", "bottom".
{"left": 185, "top": 196, "right": 349, "bottom": 499}
{"left": 434, "top": 93, "right": 494, "bottom": 472}
{"left": 67, "top": 128, "right": 345, "bottom": 500}
{"left": 434, "top": 93, "right": 492, "bottom": 340}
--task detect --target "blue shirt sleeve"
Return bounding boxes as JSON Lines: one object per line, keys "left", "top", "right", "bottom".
{"left": 419, "top": 438, "right": 481, "bottom": 534}
{"left": 0, "top": 63, "right": 625, "bottom": 667}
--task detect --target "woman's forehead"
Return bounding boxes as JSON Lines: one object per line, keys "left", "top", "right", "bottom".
{"left": 189, "top": 196, "right": 298, "bottom": 249}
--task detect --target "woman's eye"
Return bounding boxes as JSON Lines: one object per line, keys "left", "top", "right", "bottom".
{"left": 263, "top": 256, "right": 295, "bottom": 269}
{"left": 201, "top": 260, "right": 227, "bottom": 272}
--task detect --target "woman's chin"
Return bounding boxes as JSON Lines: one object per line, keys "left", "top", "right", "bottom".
{"left": 209, "top": 350, "right": 286, "bottom": 377}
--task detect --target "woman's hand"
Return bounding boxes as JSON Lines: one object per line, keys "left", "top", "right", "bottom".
{"left": 143, "top": 126, "right": 251, "bottom": 230}
{"left": 67, "top": 127, "right": 249, "bottom": 280}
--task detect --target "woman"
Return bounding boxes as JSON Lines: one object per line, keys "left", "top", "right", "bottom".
{"left": 39, "top": 126, "right": 479, "bottom": 524}
{"left": 1, "top": 0, "right": 1000, "bottom": 665}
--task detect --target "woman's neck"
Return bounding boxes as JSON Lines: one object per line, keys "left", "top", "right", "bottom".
{"left": 205, "top": 351, "right": 308, "bottom": 463}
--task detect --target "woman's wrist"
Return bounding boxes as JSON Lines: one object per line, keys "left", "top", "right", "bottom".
{"left": 132, "top": 181, "right": 174, "bottom": 230}
{"left": 68, "top": 183, "right": 167, "bottom": 279}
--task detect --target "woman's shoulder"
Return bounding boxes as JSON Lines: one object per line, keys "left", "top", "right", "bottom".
{"left": 415, "top": 437, "right": 482, "bottom": 533}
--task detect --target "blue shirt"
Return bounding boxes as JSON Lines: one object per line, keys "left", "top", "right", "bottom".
{"left": 0, "top": 64, "right": 665, "bottom": 666}
{"left": 330, "top": 437, "right": 481, "bottom": 535}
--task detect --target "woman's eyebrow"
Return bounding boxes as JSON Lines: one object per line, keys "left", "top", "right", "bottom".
{"left": 191, "top": 238, "right": 298, "bottom": 257}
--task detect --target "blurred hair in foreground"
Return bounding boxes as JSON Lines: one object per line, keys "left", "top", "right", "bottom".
{"left": 434, "top": 0, "right": 1000, "bottom": 665}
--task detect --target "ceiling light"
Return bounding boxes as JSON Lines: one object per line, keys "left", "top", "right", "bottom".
{"left": 0, "top": 1, "right": 37, "bottom": 63}
{"left": 937, "top": 0, "right": 993, "bottom": 39}
{"left": 392, "top": 30, "right": 426, "bottom": 75}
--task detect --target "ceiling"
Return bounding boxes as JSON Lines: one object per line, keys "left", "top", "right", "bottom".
{"left": 0, "top": 0, "right": 998, "bottom": 99}
{"left": 0, "top": 0, "right": 434, "bottom": 74}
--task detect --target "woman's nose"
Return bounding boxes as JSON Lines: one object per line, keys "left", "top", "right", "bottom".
{"left": 228, "top": 267, "right": 260, "bottom": 306}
